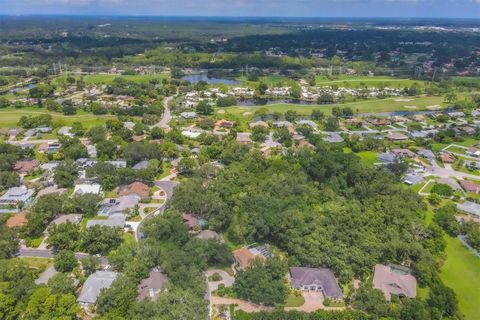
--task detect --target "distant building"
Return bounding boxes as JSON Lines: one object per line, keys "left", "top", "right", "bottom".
{"left": 119, "top": 182, "right": 150, "bottom": 199}
{"left": 459, "top": 180, "right": 480, "bottom": 194}
{"left": 386, "top": 133, "right": 408, "bottom": 141}
{"left": 418, "top": 149, "right": 435, "bottom": 160}
{"left": 86, "top": 213, "right": 126, "bottom": 228}
{"left": 180, "top": 112, "right": 197, "bottom": 119}
{"left": 403, "top": 173, "right": 424, "bottom": 186}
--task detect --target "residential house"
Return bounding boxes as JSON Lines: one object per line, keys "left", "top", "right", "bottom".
{"left": 460, "top": 180, "right": 480, "bottom": 194}
{"left": 272, "top": 121, "right": 292, "bottom": 128}
{"left": 119, "top": 182, "right": 150, "bottom": 199}
{"left": 447, "top": 111, "right": 465, "bottom": 118}
{"left": 465, "top": 161, "right": 480, "bottom": 170}
{"left": 133, "top": 160, "right": 149, "bottom": 170}
{"left": 377, "top": 153, "right": 398, "bottom": 164}
{"left": 0, "top": 186, "right": 35, "bottom": 206}
{"left": 373, "top": 264, "right": 417, "bottom": 301}
{"left": 87, "top": 145, "right": 97, "bottom": 158}
{"left": 466, "top": 148, "right": 480, "bottom": 158}
{"left": 233, "top": 245, "right": 271, "bottom": 270}
{"left": 180, "top": 112, "right": 197, "bottom": 119}
{"left": 196, "top": 230, "right": 222, "bottom": 241}
{"left": 323, "top": 132, "right": 344, "bottom": 143}
{"left": 418, "top": 149, "right": 435, "bottom": 160}
{"left": 457, "top": 201, "right": 480, "bottom": 217}
{"left": 107, "top": 160, "right": 127, "bottom": 168}
{"left": 74, "top": 184, "right": 101, "bottom": 195}
{"left": 14, "top": 159, "right": 40, "bottom": 174}
{"left": 50, "top": 214, "right": 82, "bottom": 226}
{"left": 37, "top": 186, "right": 67, "bottom": 198}
{"left": 215, "top": 120, "right": 235, "bottom": 128}
{"left": 440, "top": 153, "right": 455, "bottom": 164}
{"left": 138, "top": 269, "right": 169, "bottom": 302}
{"left": 108, "top": 195, "right": 140, "bottom": 216}
{"left": 77, "top": 271, "right": 118, "bottom": 308}
{"left": 86, "top": 213, "right": 126, "bottom": 228}
{"left": 249, "top": 121, "right": 269, "bottom": 128}
{"left": 296, "top": 120, "right": 318, "bottom": 129}
{"left": 236, "top": 133, "right": 252, "bottom": 144}
{"left": 58, "top": 126, "right": 73, "bottom": 137}
{"left": 391, "top": 149, "right": 416, "bottom": 158}
{"left": 403, "top": 173, "right": 424, "bottom": 186}
{"left": 289, "top": 267, "right": 343, "bottom": 300}
{"left": 386, "top": 133, "right": 408, "bottom": 141}
{"left": 182, "top": 213, "right": 200, "bottom": 230}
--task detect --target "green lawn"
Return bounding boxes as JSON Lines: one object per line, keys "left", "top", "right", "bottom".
{"left": 53, "top": 73, "right": 170, "bottom": 85}
{"left": 0, "top": 107, "right": 115, "bottom": 128}
{"left": 356, "top": 151, "right": 378, "bottom": 166}
{"left": 285, "top": 294, "right": 305, "bottom": 307}
{"left": 315, "top": 75, "right": 426, "bottom": 88}
{"left": 223, "top": 95, "right": 446, "bottom": 118}
{"left": 440, "top": 236, "right": 480, "bottom": 320}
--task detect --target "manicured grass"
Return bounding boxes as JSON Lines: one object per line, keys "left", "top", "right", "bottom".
{"left": 356, "top": 151, "right": 378, "bottom": 166}
{"left": 123, "top": 232, "right": 136, "bottom": 244}
{"left": 315, "top": 75, "right": 426, "bottom": 88}
{"left": 285, "top": 294, "right": 305, "bottom": 307}
{"left": 0, "top": 107, "right": 115, "bottom": 128}
{"left": 440, "top": 235, "right": 480, "bottom": 320}
{"left": 53, "top": 73, "right": 170, "bottom": 85}
{"left": 223, "top": 95, "right": 446, "bottom": 118}
{"left": 18, "top": 257, "right": 53, "bottom": 271}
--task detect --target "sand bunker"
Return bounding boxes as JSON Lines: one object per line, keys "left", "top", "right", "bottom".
{"left": 426, "top": 105, "right": 442, "bottom": 110}
{"left": 217, "top": 109, "right": 225, "bottom": 114}
{"left": 404, "top": 106, "right": 417, "bottom": 109}
{"left": 243, "top": 112, "right": 253, "bottom": 116}
{"left": 395, "top": 98, "right": 414, "bottom": 102}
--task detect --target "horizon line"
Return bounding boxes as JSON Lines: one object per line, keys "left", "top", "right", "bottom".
{"left": 0, "top": 14, "right": 479, "bottom": 20}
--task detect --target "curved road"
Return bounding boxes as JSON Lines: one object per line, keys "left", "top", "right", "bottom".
{"left": 152, "top": 96, "right": 174, "bottom": 129}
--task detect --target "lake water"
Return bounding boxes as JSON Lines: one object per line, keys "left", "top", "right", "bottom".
{"left": 9, "top": 83, "right": 36, "bottom": 93}
{"left": 181, "top": 74, "right": 239, "bottom": 85}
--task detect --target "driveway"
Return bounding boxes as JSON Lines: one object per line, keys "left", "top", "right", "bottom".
{"left": 424, "top": 166, "right": 480, "bottom": 181}
{"left": 206, "top": 269, "right": 235, "bottom": 293}
{"left": 285, "top": 291, "right": 345, "bottom": 312}
{"left": 210, "top": 297, "right": 273, "bottom": 313}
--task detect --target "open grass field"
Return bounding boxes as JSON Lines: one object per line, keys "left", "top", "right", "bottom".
{"left": 315, "top": 75, "right": 427, "bottom": 88}
{"left": 222, "top": 95, "right": 446, "bottom": 118}
{"left": 440, "top": 235, "right": 480, "bottom": 320}
{"left": 0, "top": 107, "right": 115, "bottom": 128}
{"left": 53, "top": 73, "right": 170, "bottom": 85}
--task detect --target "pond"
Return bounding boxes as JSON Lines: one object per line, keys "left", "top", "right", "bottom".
{"left": 9, "top": 83, "right": 36, "bottom": 93}
{"left": 181, "top": 73, "right": 239, "bottom": 85}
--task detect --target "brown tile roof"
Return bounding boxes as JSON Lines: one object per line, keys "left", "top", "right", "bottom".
{"left": 440, "top": 153, "right": 455, "bottom": 163}
{"left": 233, "top": 248, "right": 265, "bottom": 270}
{"left": 14, "top": 159, "right": 40, "bottom": 174}
{"left": 119, "top": 182, "right": 150, "bottom": 199}
{"left": 460, "top": 180, "right": 480, "bottom": 194}
{"left": 182, "top": 213, "right": 200, "bottom": 229}
{"left": 6, "top": 212, "right": 27, "bottom": 228}
{"left": 373, "top": 264, "right": 416, "bottom": 301}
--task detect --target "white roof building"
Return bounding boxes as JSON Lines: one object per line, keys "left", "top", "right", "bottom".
{"left": 74, "top": 184, "right": 101, "bottom": 195}
{"left": 77, "top": 271, "right": 118, "bottom": 307}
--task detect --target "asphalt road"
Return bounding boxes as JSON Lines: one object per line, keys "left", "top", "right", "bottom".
{"left": 18, "top": 248, "right": 108, "bottom": 264}
{"left": 152, "top": 96, "right": 173, "bottom": 129}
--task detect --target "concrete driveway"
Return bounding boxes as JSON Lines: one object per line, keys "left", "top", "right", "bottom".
{"left": 425, "top": 165, "right": 480, "bottom": 181}
{"left": 206, "top": 269, "right": 235, "bottom": 293}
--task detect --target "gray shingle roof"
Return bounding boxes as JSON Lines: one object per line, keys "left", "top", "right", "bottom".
{"left": 77, "top": 271, "right": 118, "bottom": 305}
{"left": 290, "top": 267, "right": 343, "bottom": 299}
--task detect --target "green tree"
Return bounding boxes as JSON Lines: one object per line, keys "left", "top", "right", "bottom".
{"left": 53, "top": 250, "right": 78, "bottom": 273}
{"left": 196, "top": 101, "right": 213, "bottom": 116}
{"left": 47, "top": 222, "right": 80, "bottom": 251}
{"left": 47, "top": 273, "right": 76, "bottom": 295}
{"left": 81, "top": 225, "right": 123, "bottom": 255}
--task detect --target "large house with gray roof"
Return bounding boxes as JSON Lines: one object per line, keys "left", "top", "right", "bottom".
{"left": 77, "top": 271, "right": 118, "bottom": 308}
{"left": 289, "top": 267, "right": 343, "bottom": 300}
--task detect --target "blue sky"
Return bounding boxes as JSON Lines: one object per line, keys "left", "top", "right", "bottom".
{"left": 0, "top": 0, "right": 479, "bottom": 18}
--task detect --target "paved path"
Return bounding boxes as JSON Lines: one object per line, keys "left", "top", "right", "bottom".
{"left": 18, "top": 248, "right": 108, "bottom": 264}
{"left": 285, "top": 291, "right": 346, "bottom": 312}
{"left": 206, "top": 269, "right": 235, "bottom": 293}
{"left": 209, "top": 296, "right": 273, "bottom": 313}
{"left": 152, "top": 96, "right": 173, "bottom": 129}
{"left": 424, "top": 166, "right": 480, "bottom": 181}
